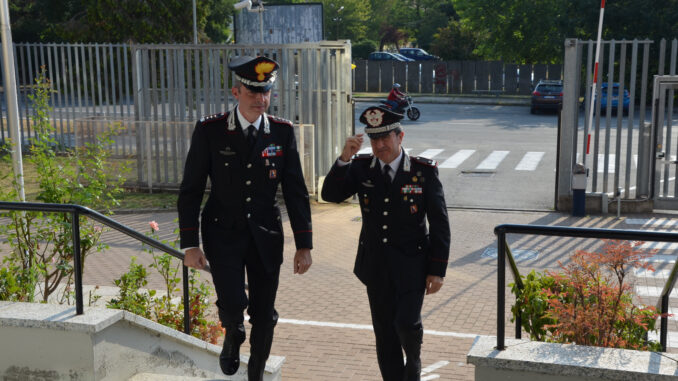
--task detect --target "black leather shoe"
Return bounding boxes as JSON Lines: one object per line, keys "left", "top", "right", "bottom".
{"left": 220, "top": 325, "right": 246, "bottom": 375}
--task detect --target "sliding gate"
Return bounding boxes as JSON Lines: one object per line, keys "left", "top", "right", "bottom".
{"left": 558, "top": 38, "right": 678, "bottom": 211}
{"left": 652, "top": 76, "right": 678, "bottom": 209}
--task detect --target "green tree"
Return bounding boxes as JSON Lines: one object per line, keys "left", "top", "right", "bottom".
{"left": 10, "top": 0, "right": 234, "bottom": 43}
{"left": 430, "top": 19, "right": 478, "bottom": 60}
{"left": 322, "top": 0, "right": 371, "bottom": 41}
{"left": 8, "top": 0, "right": 82, "bottom": 42}
{"left": 453, "top": 0, "right": 570, "bottom": 63}
{"left": 452, "top": 0, "right": 678, "bottom": 63}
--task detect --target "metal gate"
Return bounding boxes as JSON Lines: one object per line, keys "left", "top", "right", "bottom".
{"left": 0, "top": 42, "right": 353, "bottom": 193}
{"left": 652, "top": 76, "right": 678, "bottom": 209}
{"left": 131, "top": 42, "right": 353, "bottom": 193}
{"left": 558, "top": 38, "right": 678, "bottom": 212}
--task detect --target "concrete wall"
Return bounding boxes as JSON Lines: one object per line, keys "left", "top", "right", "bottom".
{"left": 468, "top": 336, "right": 678, "bottom": 381}
{"left": 0, "top": 302, "right": 283, "bottom": 381}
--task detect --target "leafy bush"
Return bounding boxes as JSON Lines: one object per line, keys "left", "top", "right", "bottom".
{"left": 352, "top": 40, "right": 377, "bottom": 60}
{"left": 511, "top": 240, "right": 662, "bottom": 351}
{"left": 108, "top": 221, "right": 223, "bottom": 344}
{"left": 0, "top": 69, "right": 221, "bottom": 344}
{"left": 0, "top": 66, "right": 128, "bottom": 304}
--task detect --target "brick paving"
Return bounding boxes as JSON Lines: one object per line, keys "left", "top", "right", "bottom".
{"left": 5, "top": 202, "right": 678, "bottom": 379}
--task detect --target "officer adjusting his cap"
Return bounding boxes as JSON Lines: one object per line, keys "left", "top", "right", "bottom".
{"left": 321, "top": 106, "right": 450, "bottom": 381}
{"left": 178, "top": 56, "right": 313, "bottom": 380}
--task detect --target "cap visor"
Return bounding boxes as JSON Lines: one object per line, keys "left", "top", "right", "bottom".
{"left": 244, "top": 83, "right": 274, "bottom": 93}
{"left": 367, "top": 131, "right": 392, "bottom": 139}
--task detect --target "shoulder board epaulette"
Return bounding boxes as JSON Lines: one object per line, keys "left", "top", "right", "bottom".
{"left": 412, "top": 156, "right": 437, "bottom": 167}
{"left": 199, "top": 112, "right": 226, "bottom": 123}
{"left": 353, "top": 154, "right": 372, "bottom": 160}
{"left": 267, "top": 114, "right": 293, "bottom": 127}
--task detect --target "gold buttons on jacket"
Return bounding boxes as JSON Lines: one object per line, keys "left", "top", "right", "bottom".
{"left": 247, "top": 163, "right": 252, "bottom": 168}
{"left": 382, "top": 225, "right": 388, "bottom": 230}
{"left": 382, "top": 238, "right": 388, "bottom": 243}
{"left": 246, "top": 180, "right": 252, "bottom": 185}
{"left": 383, "top": 211, "right": 388, "bottom": 216}
{"left": 384, "top": 198, "right": 389, "bottom": 203}
{"left": 246, "top": 197, "right": 252, "bottom": 202}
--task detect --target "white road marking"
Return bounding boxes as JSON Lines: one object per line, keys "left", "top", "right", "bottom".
{"left": 476, "top": 151, "right": 509, "bottom": 170}
{"left": 515, "top": 152, "right": 545, "bottom": 171}
{"left": 439, "top": 149, "right": 475, "bottom": 169}
{"left": 634, "top": 269, "right": 672, "bottom": 278}
{"left": 417, "top": 149, "right": 444, "bottom": 159}
{"left": 639, "top": 242, "right": 678, "bottom": 252}
{"left": 648, "top": 331, "right": 678, "bottom": 348}
{"left": 625, "top": 218, "right": 678, "bottom": 228}
{"left": 634, "top": 286, "right": 678, "bottom": 297}
{"left": 421, "top": 375, "right": 440, "bottom": 380}
{"left": 597, "top": 154, "right": 616, "bottom": 173}
{"left": 274, "top": 317, "right": 490, "bottom": 339}
{"left": 421, "top": 360, "right": 449, "bottom": 374}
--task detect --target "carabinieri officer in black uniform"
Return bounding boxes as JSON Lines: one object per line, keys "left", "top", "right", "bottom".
{"left": 321, "top": 106, "right": 450, "bottom": 381}
{"left": 178, "top": 56, "right": 313, "bottom": 380}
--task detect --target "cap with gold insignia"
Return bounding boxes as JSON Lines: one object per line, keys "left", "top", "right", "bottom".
{"left": 360, "top": 106, "right": 404, "bottom": 138}
{"left": 229, "top": 56, "right": 279, "bottom": 93}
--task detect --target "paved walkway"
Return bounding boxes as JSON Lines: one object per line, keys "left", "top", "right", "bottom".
{"left": 50, "top": 202, "right": 678, "bottom": 379}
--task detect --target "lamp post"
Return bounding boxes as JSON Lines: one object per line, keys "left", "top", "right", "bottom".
{"left": 0, "top": 0, "right": 25, "bottom": 201}
{"left": 330, "top": 4, "right": 344, "bottom": 40}
{"left": 255, "top": 1, "right": 265, "bottom": 43}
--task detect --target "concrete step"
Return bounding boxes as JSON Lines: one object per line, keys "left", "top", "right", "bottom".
{"left": 0, "top": 301, "right": 283, "bottom": 380}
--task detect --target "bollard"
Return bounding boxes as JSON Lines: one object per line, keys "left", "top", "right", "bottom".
{"left": 572, "top": 163, "right": 587, "bottom": 217}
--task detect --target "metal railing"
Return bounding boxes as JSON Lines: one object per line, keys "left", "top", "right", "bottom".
{"left": 0, "top": 201, "right": 209, "bottom": 335}
{"left": 495, "top": 224, "right": 678, "bottom": 352}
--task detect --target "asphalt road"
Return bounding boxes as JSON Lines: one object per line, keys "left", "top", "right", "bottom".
{"left": 354, "top": 101, "right": 560, "bottom": 210}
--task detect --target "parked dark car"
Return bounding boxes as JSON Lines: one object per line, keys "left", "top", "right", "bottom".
{"left": 599, "top": 82, "right": 630, "bottom": 115}
{"left": 368, "top": 52, "right": 411, "bottom": 62}
{"left": 391, "top": 52, "right": 415, "bottom": 62}
{"left": 398, "top": 48, "right": 440, "bottom": 61}
{"left": 531, "top": 79, "right": 563, "bottom": 114}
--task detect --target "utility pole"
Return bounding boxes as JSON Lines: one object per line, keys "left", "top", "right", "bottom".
{"left": 0, "top": 0, "right": 25, "bottom": 201}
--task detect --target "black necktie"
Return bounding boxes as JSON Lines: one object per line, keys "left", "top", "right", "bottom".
{"left": 246, "top": 125, "right": 257, "bottom": 151}
{"left": 383, "top": 164, "right": 392, "bottom": 187}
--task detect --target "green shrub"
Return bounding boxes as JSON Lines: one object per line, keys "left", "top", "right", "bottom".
{"left": 353, "top": 40, "right": 377, "bottom": 60}
{"left": 511, "top": 240, "right": 661, "bottom": 351}
{"left": 0, "top": 66, "right": 128, "bottom": 304}
{"left": 108, "top": 221, "right": 223, "bottom": 344}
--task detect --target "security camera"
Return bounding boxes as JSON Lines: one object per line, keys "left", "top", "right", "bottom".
{"left": 234, "top": 0, "right": 252, "bottom": 10}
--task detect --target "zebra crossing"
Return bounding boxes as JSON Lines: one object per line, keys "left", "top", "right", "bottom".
{"left": 625, "top": 217, "right": 678, "bottom": 348}
{"left": 355, "top": 147, "right": 551, "bottom": 171}
{"left": 575, "top": 153, "right": 642, "bottom": 173}
{"left": 351, "top": 148, "right": 646, "bottom": 173}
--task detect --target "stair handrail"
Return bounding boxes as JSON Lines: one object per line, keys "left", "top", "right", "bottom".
{"left": 0, "top": 201, "right": 209, "bottom": 335}
{"left": 494, "top": 223, "right": 678, "bottom": 353}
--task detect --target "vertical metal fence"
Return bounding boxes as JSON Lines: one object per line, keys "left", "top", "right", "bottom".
{"left": 558, "top": 38, "right": 678, "bottom": 211}
{"left": 352, "top": 59, "right": 563, "bottom": 95}
{"left": 0, "top": 41, "right": 353, "bottom": 193}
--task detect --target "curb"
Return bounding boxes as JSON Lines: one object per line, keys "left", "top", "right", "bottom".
{"left": 353, "top": 95, "right": 530, "bottom": 107}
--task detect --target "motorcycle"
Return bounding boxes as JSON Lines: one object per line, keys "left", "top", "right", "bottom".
{"left": 380, "top": 96, "right": 421, "bottom": 121}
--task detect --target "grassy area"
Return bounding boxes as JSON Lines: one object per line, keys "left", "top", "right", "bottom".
{"left": 115, "top": 189, "right": 179, "bottom": 211}
{"left": 0, "top": 157, "right": 180, "bottom": 211}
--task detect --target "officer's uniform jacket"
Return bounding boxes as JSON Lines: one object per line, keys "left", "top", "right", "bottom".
{"left": 178, "top": 109, "right": 312, "bottom": 272}
{"left": 322, "top": 151, "right": 450, "bottom": 290}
